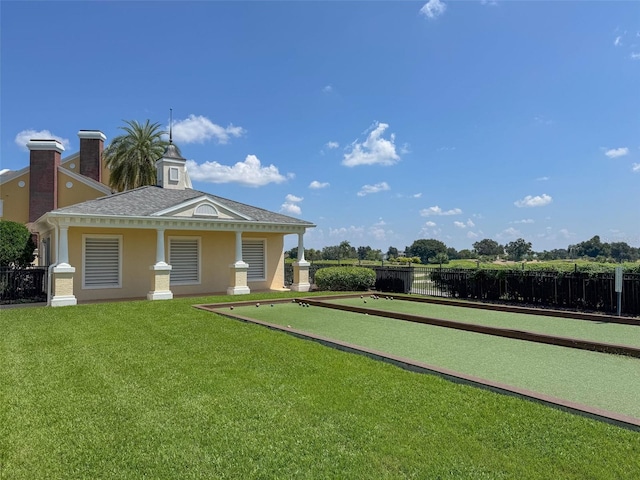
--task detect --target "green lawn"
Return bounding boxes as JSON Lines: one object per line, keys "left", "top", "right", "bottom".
{"left": 229, "top": 301, "right": 640, "bottom": 419}
{"left": 2, "top": 293, "right": 640, "bottom": 479}
{"left": 325, "top": 296, "right": 640, "bottom": 347}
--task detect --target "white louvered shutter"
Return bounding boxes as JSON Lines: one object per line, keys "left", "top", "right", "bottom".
{"left": 170, "top": 239, "right": 199, "bottom": 284}
{"left": 242, "top": 240, "right": 265, "bottom": 280}
{"left": 84, "top": 237, "right": 120, "bottom": 287}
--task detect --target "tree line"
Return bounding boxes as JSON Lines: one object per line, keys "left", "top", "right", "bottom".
{"left": 286, "top": 235, "right": 640, "bottom": 265}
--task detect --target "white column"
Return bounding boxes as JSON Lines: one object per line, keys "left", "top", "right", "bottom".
{"left": 233, "top": 231, "right": 248, "bottom": 266}
{"left": 291, "top": 230, "right": 310, "bottom": 292}
{"left": 297, "top": 232, "right": 306, "bottom": 262}
{"left": 148, "top": 228, "right": 172, "bottom": 300}
{"left": 58, "top": 226, "right": 70, "bottom": 266}
{"left": 52, "top": 224, "right": 76, "bottom": 306}
{"left": 155, "top": 228, "right": 167, "bottom": 265}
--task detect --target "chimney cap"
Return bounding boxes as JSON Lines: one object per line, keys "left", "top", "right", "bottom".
{"left": 77, "top": 130, "right": 107, "bottom": 141}
{"left": 27, "top": 139, "right": 65, "bottom": 153}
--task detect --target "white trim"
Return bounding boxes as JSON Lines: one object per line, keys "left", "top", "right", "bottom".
{"left": 44, "top": 213, "right": 312, "bottom": 233}
{"left": 151, "top": 195, "right": 254, "bottom": 220}
{"left": 51, "top": 295, "right": 77, "bottom": 307}
{"left": 82, "top": 234, "right": 122, "bottom": 289}
{"left": 242, "top": 238, "right": 266, "bottom": 282}
{"left": 27, "top": 140, "right": 65, "bottom": 153}
{"left": 77, "top": 130, "right": 106, "bottom": 141}
{"left": 58, "top": 166, "right": 112, "bottom": 195}
{"left": 193, "top": 203, "right": 218, "bottom": 217}
{"left": 60, "top": 152, "right": 80, "bottom": 167}
{"left": 0, "top": 166, "right": 29, "bottom": 185}
{"left": 168, "top": 236, "right": 201, "bottom": 285}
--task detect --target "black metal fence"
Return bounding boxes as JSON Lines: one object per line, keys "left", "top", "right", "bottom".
{"left": 411, "top": 267, "right": 640, "bottom": 316}
{"left": 0, "top": 267, "right": 47, "bottom": 304}
{"left": 285, "top": 264, "right": 640, "bottom": 316}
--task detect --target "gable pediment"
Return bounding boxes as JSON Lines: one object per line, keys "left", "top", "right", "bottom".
{"left": 150, "top": 195, "right": 253, "bottom": 221}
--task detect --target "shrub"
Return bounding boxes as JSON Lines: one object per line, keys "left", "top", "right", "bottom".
{"left": 0, "top": 220, "right": 36, "bottom": 267}
{"left": 314, "top": 266, "right": 375, "bottom": 291}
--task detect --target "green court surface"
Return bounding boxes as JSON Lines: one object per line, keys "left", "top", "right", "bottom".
{"left": 224, "top": 301, "right": 640, "bottom": 420}
{"left": 326, "top": 296, "right": 640, "bottom": 347}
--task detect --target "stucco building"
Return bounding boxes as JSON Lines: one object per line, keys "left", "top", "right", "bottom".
{"left": 1, "top": 131, "right": 314, "bottom": 306}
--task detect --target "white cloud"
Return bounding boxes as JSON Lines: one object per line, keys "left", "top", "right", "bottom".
{"left": 413, "top": 193, "right": 423, "bottom": 198}
{"left": 425, "top": 221, "right": 437, "bottom": 227}
{"left": 14, "top": 129, "right": 70, "bottom": 151}
{"left": 513, "top": 219, "right": 534, "bottom": 224}
{"left": 329, "top": 226, "right": 365, "bottom": 238}
{"left": 186, "top": 155, "right": 291, "bottom": 187}
{"left": 632, "top": 163, "right": 640, "bottom": 173}
{"left": 514, "top": 194, "right": 552, "bottom": 208}
{"left": 342, "top": 122, "right": 401, "bottom": 167}
{"left": 467, "top": 231, "right": 479, "bottom": 239}
{"left": 536, "top": 176, "right": 549, "bottom": 181}
{"left": 281, "top": 193, "right": 303, "bottom": 215}
{"left": 280, "top": 202, "right": 301, "bottom": 215}
{"left": 357, "top": 182, "right": 390, "bottom": 197}
{"left": 420, "top": 205, "right": 462, "bottom": 216}
{"left": 323, "top": 84, "right": 334, "bottom": 94}
{"left": 632, "top": 52, "right": 640, "bottom": 60}
{"left": 533, "top": 115, "right": 554, "bottom": 125}
{"left": 171, "top": 115, "right": 245, "bottom": 144}
{"left": 325, "top": 141, "right": 339, "bottom": 149}
{"left": 285, "top": 194, "right": 303, "bottom": 203}
{"left": 420, "top": 0, "right": 446, "bottom": 19}
{"left": 454, "top": 219, "right": 475, "bottom": 229}
{"left": 480, "top": 0, "right": 498, "bottom": 6}
{"left": 605, "top": 147, "right": 629, "bottom": 158}
{"left": 309, "top": 180, "right": 330, "bottom": 189}
{"left": 614, "top": 36, "right": 623, "bottom": 46}
{"left": 497, "top": 227, "right": 522, "bottom": 240}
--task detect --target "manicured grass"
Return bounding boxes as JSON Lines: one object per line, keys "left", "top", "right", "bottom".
{"left": 2, "top": 294, "right": 639, "bottom": 479}
{"left": 325, "top": 296, "right": 640, "bottom": 347}
{"left": 231, "top": 302, "right": 640, "bottom": 419}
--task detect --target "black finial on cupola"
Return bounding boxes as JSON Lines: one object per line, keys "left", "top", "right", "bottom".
{"left": 169, "top": 108, "right": 173, "bottom": 144}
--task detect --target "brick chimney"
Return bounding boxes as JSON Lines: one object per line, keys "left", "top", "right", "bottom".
{"left": 78, "top": 130, "right": 106, "bottom": 182}
{"left": 28, "top": 139, "right": 65, "bottom": 222}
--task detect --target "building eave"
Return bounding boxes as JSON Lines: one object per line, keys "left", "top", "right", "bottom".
{"left": 41, "top": 211, "right": 315, "bottom": 234}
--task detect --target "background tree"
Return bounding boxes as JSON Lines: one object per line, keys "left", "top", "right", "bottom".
{"left": 0, "top": 221, "right": 36, "bottom": 267}
{"left": 405, "top": 239, "right": 447, "bottom": 264}
{"left": 338, "top": 241, "right": 356, "bottom": 261}
{"left": 609, "top": 242, "right": 637, "bottom": 262}
{"left": 357, "top": 246, "right": 371, "bottom": 261}
{"left": 446, "top": 247, "right": 459, "bottom": 260}
{"left": 504, "top": 238, "right": 533, "bottom": 261}
{"left": 472, "top": 239, "right": 504, "bottom": 258}
{"left": 434, "top": 252, "right": 449, "bottom": 265}
{"left": 569, "top": 235, "right": 610, "bottom": 259}
{"left": 103, "top": 119, "right": 175, "bottom": 192}
{"left": 386, "top": 246, "right": 399, "bottom": 259}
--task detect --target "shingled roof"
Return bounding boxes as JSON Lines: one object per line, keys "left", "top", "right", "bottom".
{"left": 51, "top": 185, "right": 314, "bottom": 226}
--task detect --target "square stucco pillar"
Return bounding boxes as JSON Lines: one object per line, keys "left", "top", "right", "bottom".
{"left": 291, "top": 260, "right": 311, "bottom": 292}
{"left": 227, "top": 262, "right": 251, "bottom": 295}
{"left": 51, "top": 264, "right": 77, "bottom": 307}
{"left": 147, "top": 264, "right": 173, "bottom": 300}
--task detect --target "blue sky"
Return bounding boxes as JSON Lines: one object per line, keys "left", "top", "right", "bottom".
{"left": 2, "top": 0, "right": 639, "bottom": 253}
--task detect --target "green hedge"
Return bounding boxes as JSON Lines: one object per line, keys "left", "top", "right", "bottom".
{"left": 314, "top": 266, "right": 375, "bottom": 291}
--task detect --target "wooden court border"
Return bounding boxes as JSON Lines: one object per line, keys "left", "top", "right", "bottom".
{"left": 194, "top": 296, "right": 640, "bottom": 432}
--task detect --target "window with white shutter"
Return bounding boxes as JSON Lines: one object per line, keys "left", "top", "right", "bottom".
{"left": 242, "top": 239, "right": 265, "bottom": 281}
{"left": 83, "top": 235, "right": 122, "bottom": 289}
{"left": 169, "top": 237, "right": 200, "bottom": 285}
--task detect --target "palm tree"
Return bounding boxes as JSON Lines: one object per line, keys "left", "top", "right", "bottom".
{"left": 102, "top": 119, "right": 179, "bottom": 192}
